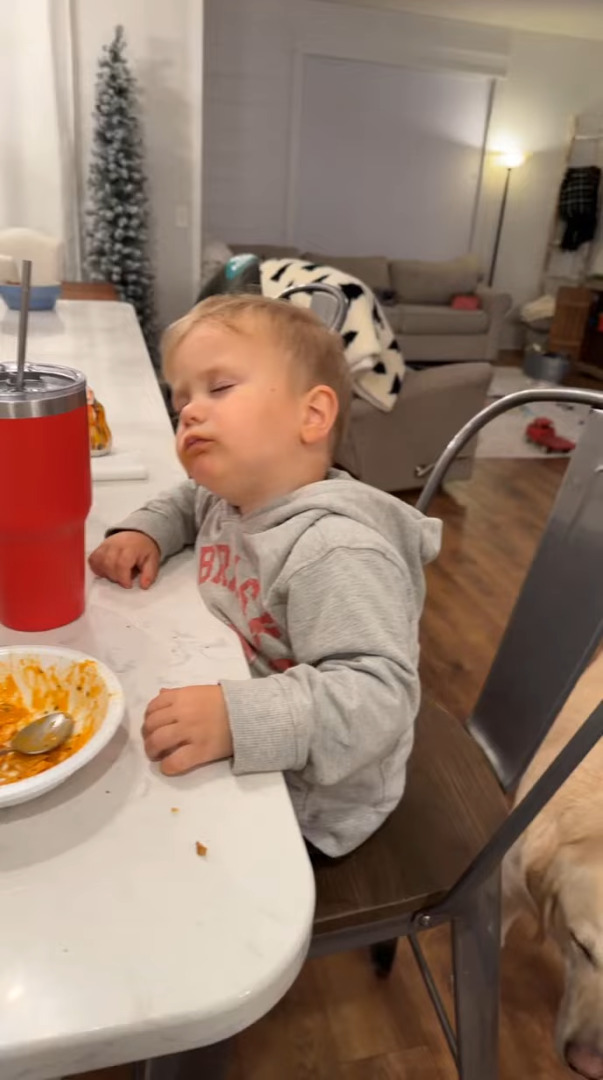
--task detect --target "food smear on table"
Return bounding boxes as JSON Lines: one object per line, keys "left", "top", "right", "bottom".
{"left": 0, "top": 658, "right": 104, "bottom": 785}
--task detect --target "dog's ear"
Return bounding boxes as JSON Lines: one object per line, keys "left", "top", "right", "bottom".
{"left": 526, "top": 865, "right": 558, "bottom": 942}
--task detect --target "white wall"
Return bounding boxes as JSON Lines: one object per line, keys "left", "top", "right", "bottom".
{"left": 73, "top": 0, "right": 203, "bottom": 326}
{"left": 476, "top": 32, "right": 603, "bottom": 312}
{"left": 204, "top": 0, "right": 603, "bottom": 329}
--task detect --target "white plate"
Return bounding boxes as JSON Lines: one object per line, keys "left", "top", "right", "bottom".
{"left": 0, "top": 645, "right": 125, "bottom": 808}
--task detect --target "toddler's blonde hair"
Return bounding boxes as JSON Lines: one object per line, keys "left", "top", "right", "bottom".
{"left": 161, "top": 293, "right": 352, "bottom": 447}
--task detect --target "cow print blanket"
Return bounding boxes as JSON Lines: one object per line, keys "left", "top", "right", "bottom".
{"left": 261, "top": 258, "right": 405, "bottom": 412}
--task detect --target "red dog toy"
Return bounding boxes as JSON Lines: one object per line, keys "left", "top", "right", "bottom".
{"left": 525, "top": 417, "right": 575, "bottom": 454}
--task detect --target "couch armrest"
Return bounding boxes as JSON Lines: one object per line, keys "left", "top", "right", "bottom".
{"left": 476, "top": 284, "right": 512, "bottom": 361}
{"left": 476, "top": 283, "right": 512, "bottom": 318}
{"left": 336, "top": 362, "right": 492, "bottom": 492}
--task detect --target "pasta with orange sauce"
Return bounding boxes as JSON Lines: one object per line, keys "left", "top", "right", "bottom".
{"left": 0, "top": 661, "right": 101, "bottom": 785}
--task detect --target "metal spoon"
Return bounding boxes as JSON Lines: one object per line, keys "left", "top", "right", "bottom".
{"left": 0, "top": 712, "right": 74, "bottom": 756}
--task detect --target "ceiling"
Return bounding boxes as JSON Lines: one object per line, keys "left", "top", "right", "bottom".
{"left": 320, "top": 0, "right": 603, "bottom": 42}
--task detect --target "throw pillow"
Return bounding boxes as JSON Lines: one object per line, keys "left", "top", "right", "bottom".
{"left": 200, "top": 238, "right": 233, "bottom": 288}
{"left": 451, "top": 294, "right": 481, "bottom": 310}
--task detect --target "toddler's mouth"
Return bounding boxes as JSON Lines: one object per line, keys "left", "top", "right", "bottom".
{"left": 183, "top": 433, "right": 213, "bottom": 453}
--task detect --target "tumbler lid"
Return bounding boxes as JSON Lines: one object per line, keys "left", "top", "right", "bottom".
{"left": 0, "top": 362, "right": 87, "bottom": 418}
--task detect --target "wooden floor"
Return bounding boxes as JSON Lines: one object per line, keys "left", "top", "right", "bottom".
{"left": 74, "top": 457, "right": 572, "bottom": 1080}
{"left": 417, "top": 457, "right": 568, "bottom": 724}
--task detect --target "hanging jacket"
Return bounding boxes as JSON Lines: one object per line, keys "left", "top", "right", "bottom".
{"left": 558, "top": 166, "right": 601, "bottom": 251}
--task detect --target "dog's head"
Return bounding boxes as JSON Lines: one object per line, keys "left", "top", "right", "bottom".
{"left": 528, "top": 839, "right": 603, "bottom": 1078}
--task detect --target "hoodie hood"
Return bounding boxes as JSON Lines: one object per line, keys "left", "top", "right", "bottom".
{"left": 240, "top": 468, "right": 442, "bottom": 568}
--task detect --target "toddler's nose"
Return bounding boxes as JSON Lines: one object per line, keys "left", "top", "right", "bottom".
{"left": 180, "top": 398, "right": 208, "bottom": 426}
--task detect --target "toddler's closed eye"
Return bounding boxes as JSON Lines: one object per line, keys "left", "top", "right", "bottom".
{"left": 210, "top": 383, "right": 235, "bottom": 395}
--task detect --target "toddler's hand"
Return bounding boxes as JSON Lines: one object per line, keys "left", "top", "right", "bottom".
{"left": 142, "top": 685, "right": 233, "bottom": 775}
{"left": 88, "top": 531, "right": 160, "bottom": 589}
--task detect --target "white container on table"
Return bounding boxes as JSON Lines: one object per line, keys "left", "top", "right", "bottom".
{"left": 0, "top": 300, "right": 315, "bottom": 1080}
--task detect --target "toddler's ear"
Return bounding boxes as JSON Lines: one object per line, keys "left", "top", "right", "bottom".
{"left": 300, "top": 385, "right": 339, "bottom": 445}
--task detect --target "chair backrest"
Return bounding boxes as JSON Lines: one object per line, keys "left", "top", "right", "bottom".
{"left": 279, "top": 283, "right": 349, "bottom": 333}
{"left": 468, "top": 407, "right": 603, "bottom": 791}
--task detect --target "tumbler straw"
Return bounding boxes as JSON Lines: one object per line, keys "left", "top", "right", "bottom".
{"left": 15, "top": 259, "right": 32, "bottom": 392}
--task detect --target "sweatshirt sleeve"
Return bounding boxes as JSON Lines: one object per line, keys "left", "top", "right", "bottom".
{"left": 106, "top": 480, "right": 200, "bottom": 560}
{"left": 221, "top": 547, "right": 422, "bottom": 784}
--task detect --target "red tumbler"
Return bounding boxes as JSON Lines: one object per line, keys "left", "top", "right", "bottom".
{"left": 0, "top": 363, "right": 92, "bottom": 630}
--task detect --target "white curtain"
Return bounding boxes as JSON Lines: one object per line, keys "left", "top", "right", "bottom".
{"left": 0, "top": 0, "right": 82, "bottom": 277}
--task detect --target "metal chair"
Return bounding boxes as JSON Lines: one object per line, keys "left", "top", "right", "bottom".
{"left": 310, "top": 385, "right": 603, "bottom": 1079}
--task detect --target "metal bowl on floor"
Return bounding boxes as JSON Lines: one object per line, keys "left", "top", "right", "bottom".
{"left": 523, "top": 348, "right": 570, "bottom": 384}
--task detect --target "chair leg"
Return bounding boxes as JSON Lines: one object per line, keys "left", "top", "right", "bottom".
{"left": 370, "top": 938, "right": 398, "bottom": 978}
{"left": 451, "top": 869, "right": 501, "bottom": 1080}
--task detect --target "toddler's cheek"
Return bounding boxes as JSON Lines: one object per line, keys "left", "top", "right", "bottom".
{"left": 175, "top": 439, "right": 190, "bottom": 472}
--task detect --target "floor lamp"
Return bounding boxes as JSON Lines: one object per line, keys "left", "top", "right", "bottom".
{"left": 488, "top": 150, "right": 526, "bottom": 287}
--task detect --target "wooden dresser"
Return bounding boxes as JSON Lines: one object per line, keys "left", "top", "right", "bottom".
{"left": 549, "top": 283, "right": 603, "bottom": 380}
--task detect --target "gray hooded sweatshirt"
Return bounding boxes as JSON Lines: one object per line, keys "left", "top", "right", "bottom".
{"left": 112, "top": 469, "right": 441, "bottom": 856}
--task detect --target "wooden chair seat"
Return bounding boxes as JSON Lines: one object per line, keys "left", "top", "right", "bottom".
{"left": 312, "top": 697, "right": 508, "bottom": 940}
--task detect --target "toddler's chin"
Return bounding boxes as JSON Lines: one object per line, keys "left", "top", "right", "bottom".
{"left": 187, "top": 459, "right": 211, "bottom": 484}
{"left": 187, "top": 462, "right": 234, "bottom": 501}
{"left": 180, "top": 451, "right": 211, "bottom": 482}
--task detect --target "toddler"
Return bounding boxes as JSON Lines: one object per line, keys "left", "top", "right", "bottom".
{"left": 89, "top": 294, "right": 441, "bottom": 856}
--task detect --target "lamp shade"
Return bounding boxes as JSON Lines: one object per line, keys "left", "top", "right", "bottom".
{"left": 498, "top": 150, "right": 526, "bottom": 169}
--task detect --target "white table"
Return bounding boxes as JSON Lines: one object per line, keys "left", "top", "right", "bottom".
{"left": 0, "top": 301, "right": 315, "bottom": 1080}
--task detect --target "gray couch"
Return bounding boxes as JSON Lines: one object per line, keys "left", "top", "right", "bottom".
{"left": 336, "top": 362, "right": 492, "bottom": 493}
{"left": 230, "top": 245, "right": 511, "bottom": 364}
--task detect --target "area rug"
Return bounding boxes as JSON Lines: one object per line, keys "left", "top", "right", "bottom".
{"left": 475, "top": 366, "right": 588, "bottom": 459}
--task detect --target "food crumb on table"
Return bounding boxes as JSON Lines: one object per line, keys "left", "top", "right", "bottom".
{"left": 195, "top": 841, "right": 208, "bottom": 857}
{"left": 171, "top": 807, "right": 180, "bottom": 813}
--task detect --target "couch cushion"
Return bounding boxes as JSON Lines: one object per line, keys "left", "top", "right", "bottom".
{"left": 396, "top": 303, "right": 488, "bottom": 335}
{"left": 304, "top": 253, "right": 391, "bottom": 293}
{"left": 230, "top": 243, "right": 300, "bottom": 260}
{"left": 390, "top": 255, "right": 481, "bottom": 305}
{"left": 381, "top": 302, "right": 405, "bottom": 334}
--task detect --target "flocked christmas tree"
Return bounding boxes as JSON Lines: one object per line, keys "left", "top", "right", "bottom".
{"left": 86, "top": 26, "right": 158, "bottom": 362}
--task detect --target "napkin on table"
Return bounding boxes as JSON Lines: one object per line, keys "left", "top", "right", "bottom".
{"left": 91, "top": 452, "right": 149, "bottom": 483}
